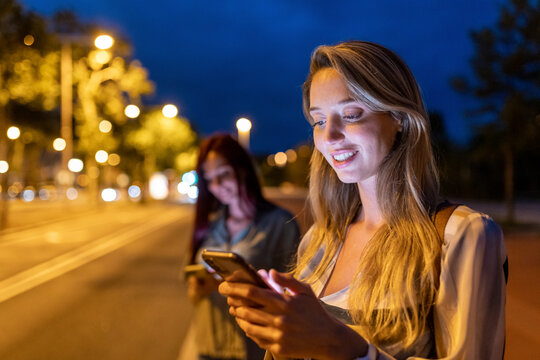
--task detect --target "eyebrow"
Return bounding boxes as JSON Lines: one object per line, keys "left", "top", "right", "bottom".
{"left": 309, "top": 98, "right": 356, "bottom": 112}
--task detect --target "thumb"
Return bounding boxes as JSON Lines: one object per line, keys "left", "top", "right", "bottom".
{"left": 269, "top": 269, "right": 314, "bottom": 296}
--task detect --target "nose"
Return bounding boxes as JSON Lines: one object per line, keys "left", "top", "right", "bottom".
{"left": 324, "top": 114, "right": 345, "bottom": 144}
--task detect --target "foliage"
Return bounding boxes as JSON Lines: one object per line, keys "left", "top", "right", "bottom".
{"left": 126, "top": 109, "right": 198, "bottom": 175}
{"left": 451, "top": 0, "right": 540, "bottom": 217}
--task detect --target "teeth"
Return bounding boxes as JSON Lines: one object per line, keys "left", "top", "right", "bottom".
{"left": 333, "top": 151, "right": 355, "bottom": 161}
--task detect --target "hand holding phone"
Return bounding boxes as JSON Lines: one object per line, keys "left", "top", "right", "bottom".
{"left": 201, "top": 250, "right": 270, "bottom": 289}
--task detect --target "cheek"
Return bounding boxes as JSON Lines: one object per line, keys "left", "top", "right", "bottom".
{"left": 312, "top": 129, "right": 325, "bottom": 153}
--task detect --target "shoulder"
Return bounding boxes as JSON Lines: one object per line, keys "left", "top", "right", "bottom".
{"left": 442, "top": 205, "right": 506, "bottom": 264}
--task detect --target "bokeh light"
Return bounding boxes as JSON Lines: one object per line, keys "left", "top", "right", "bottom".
{"left": 177, "top": 182, "right": 190, "bottom": 194}
{"left": 149, "top": 173, "right": 168, "bottom": 200}
{"left": 77, "top": 174, "right": 90, "bottom": 187}
{"left": 101, "top": 188, "right": 118, "bottom": 202}
{"left": 87, "top": 166, "right": 100, "bottom": 179}
{"left": 162, "top": 104, "right": 178, "bottom": 118}
{"left": 181, "top": 171, "right": 197, "bottom": 186}
{"left": 94, "top": 34, "right": 114, "bottom": 50}
{"left": 53, "top": 138, "right": 66, "bottom": 151}
{"left": 22, "top": 188, "right": 35, "bottom": 202}
{"left": 23, "top": 34, "right": 34, "bottom": 46}
{"left": 108, "top": 153, "right": 120, "bottom": 166}
{"left": 267, "top": 154, "right": 276, "bottom": 167}
{"left": 188, "top": 186, "right": 199, "bottom": 200}
{"left": 128, "top": 185, "right": 142, "bottom": 199}
{"left": 0, "top": 161, "right": 9, "bottom": 173}
{"left": 274, "top": 152, "right": 287, "bottom": 167}
{"left": 124, "top": 105, "right": 140, "bottom": 118}
{"left": 68, "top": 158, "right": 84, "bottom": 172}
{"left": 7, "top": 126, "right": 20, "bottom": 140}
{"left": 117, "top": 173, "right": 130, "bottom": 187}
{"left": 95, "top": 150, "right": 108, "bottom": 164}
{"left": 93, "top": 50, "right": 112, "bottom": 64}
{"left": 236, "top": 118, "right": 252, "bottom": 132}
{"left": 286, "top": 149, "right": 297, "bottom": 163}
{"left": 66, "top": 187, "right": 78, "bottom": 200}
{"left": 99, "top": 120, "right": 112, "bottom": 133}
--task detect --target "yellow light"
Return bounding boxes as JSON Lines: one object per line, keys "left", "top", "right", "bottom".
{"left": 99, "top": 120, "right": 113, "bottom": 133}
{"left": 68, "top": 158, "right": 84, "bottom": 172}
{"left": 236, "top": 118, "right": 252, "bottom": 132}
{"left": 108, "top": 153, "right": 121, "bottom": 166}
{"left": 77, "top": 174, "right": 90, "bottom": 187}
{"left": 24, "top": 34, "right": 35, "bottom": 46}
{"left": 94, "top": 34, "right": 114, "bottom": 50}
{"left": 93, "top": 49, "right": 112, "bottom": 64}
{"left": 266, "top": 154, "right": 276, "bottom": 166}
{"left": 7, "top": 126, "right": 20, "bottom": 140}
{"left": 53, "top": 138, "right": 66, "bottom": 151}
{"left": 286, "top": 149, "right": 297, "bottom": 163}
{"left": 124, "top": 104, "right": 140, "bottom": 118}
{"left": 162, "top": 104, "right": 178, "bottom": 118}
{"left": 95, "top": 150, "right": 109, "bottom": 164}
{"left": 274, "top": 152, "right": 287, "bottom": 167}
{"left": 0, "top": 161, "right": 8, "bottom": 173}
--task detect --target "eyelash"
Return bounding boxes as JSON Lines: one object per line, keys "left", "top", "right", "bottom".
{"left": 311, "top": 113, "right": 362, "bottom": 128}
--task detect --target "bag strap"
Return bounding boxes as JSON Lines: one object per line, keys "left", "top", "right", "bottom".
{"left": 433, "top": 201, "right": 459, "bottom": 240}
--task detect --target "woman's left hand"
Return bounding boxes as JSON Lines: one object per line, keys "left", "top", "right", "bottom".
{"left": 218, "top": 269, "right": 368, "bottom": 360}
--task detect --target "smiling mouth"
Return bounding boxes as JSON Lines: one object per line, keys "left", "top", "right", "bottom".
{"left": 332, "top": 151, "right": 357, "bottom": 162}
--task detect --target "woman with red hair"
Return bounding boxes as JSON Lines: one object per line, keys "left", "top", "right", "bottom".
{"left": 185, "top": 133, "right": 300, "bottom": 360}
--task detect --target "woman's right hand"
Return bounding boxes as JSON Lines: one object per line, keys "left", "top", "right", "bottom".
{"left": 187, "top": 273, "right": 221, "bottom": 304}
{"left": 218, "top": 269, "right": 369, "bottom": 360}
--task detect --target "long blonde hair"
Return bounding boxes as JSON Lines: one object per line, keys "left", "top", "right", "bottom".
{"left": 294, "top": 41, "right": 441, "bottom": 348}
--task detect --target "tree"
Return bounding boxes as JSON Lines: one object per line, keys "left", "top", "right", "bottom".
{"left": 126, "top": 108, "right": 198, "bottom": 188}
{"left": 0, "top": 0, "right": 59, "bottom": 228}
{"left": 452, "top": 0, "right": 540, "bottom": 222}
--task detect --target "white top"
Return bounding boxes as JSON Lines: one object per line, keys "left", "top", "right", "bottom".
{"left": 298, "top": 205, "right": 507, "bottom": 360}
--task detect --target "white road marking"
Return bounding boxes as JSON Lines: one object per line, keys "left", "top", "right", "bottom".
{"left": 0, "top": 211, "right": 188, "bottom": 304}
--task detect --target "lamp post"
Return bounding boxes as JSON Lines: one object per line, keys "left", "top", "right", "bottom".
{"left": 60, "top": 33, "right": 114, "bottom": 172}
{"left": 236, "top": 117, "right": 252, "bottom": 150}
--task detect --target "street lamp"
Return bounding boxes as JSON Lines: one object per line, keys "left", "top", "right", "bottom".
{"left": 124, "top": 104, "right": 140, "bottom": 118}
{"left": 236, "top": 117, "right": 252, "bottom": 150}
{"left": 60, "top": 33, "right": 115, "bottom": 172}
{"left": 162, "top": 104, "right": 178, "bottom": 118}
{"left": 6, "top": 126, "right": 20, "bottom": 140}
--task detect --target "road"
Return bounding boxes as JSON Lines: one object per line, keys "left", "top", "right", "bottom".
{"left": 0, "top": 201, "right": 194, "bottom": 360}
{"left": 0, "top": 195, "right": 538, "bottom": 359}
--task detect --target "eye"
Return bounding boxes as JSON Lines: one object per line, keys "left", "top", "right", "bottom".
{"left": 311, "top": 119, "right": 326, "bottom": 129}
{"left": 342, "top": 113, "right": 362, "bottom": 121}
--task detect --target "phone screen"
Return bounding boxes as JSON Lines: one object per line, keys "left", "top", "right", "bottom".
{"left": 201, "top": 250, "right": 270, "bottom": 288}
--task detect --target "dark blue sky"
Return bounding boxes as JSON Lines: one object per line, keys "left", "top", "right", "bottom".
{"left": 23, "top": 0, "right": 504, "bottom": 154}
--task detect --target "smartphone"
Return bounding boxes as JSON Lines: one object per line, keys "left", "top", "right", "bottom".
{"left": 183, "top": 263, "right": 209, "bottom": 280}
{"left": 201, "top": 249, "right": 270, "bottom": 289}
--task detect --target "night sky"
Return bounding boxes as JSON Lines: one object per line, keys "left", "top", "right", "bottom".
{"left": 22, "top": 0, "right": 505, "bottom": 154}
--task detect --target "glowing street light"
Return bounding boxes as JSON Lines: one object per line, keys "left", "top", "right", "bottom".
{"left": 94, "top": 35, "right": 114, "bottom": 50}
{"left": 67, "top": 158, "right": 84, "bottom": 172}
{"left": 60, "top": 33, "right": 115, "bottom": 172}
{"left": 124, "top": 104, "right": 140, "bottom": 118}
{"left": 24, "top": 34, "right": 35, "bottom": 46}
{"left": 236, "top": 117, "right": 252, "bottom": 150}
{"left": 0, "top": 161, "right": 8, "bottom": 173}
{"left": 162, "top": 104, "right": 178, "bottom": 118}
{"left": 95, "top": 150, "right": 109, "bottom": 164}
{"left": 99, "top": 120, "right": 112, "bottom": 133}
{"left": 274, "top": 152, "right": 287, "bottom": 167}
{"left": 53, "top": 138, "right": 67, "bottom": 151}
{"left": 7, "top": 126, "right": 20, "bottom": 140}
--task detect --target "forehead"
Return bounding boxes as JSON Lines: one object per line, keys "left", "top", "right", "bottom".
{"left": 202, "top": 151, "right": 230, "bottom": 173}
{"left": 309, "top": 68, "right": 352, "bottom": 107}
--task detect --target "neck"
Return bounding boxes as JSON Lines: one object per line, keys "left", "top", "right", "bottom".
{"left": 356, "top": 177, "right": 384, "bottom": 227}
{"left": 228, "top": 198, "right": 253, "bottom": 221}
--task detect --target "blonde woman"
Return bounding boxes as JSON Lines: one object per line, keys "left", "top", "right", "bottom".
{"left": 218, "top": 41, "right": 507, "bottom": 359}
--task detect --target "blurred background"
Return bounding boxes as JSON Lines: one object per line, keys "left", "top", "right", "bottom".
{"left": 0, "top": 0, "right": 538, "bottom": 358}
